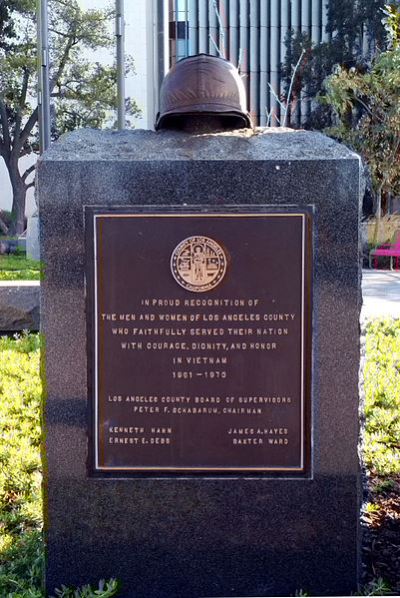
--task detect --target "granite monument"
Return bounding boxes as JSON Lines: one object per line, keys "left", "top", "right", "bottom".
{"left": 39, "top": 127, "right": 362, "bottom": 597}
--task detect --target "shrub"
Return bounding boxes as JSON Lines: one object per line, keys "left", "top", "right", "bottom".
{"left": 0, "top": 333, "right": 43, "bottom": 596}
{"left": 0, "top": 334, "right": 120, "bottom": 596}
{"left": 320, "top": 47, "right": 400, "bottom": 224}
{"left": 364, "top": 319, "right": 400, "bottom": 474}
{"left": 0, "top": 321, "right": 398, "bottom": 594}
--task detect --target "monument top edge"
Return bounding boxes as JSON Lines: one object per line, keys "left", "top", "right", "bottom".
{"left": 39, "top": 127, "right": 360, "bottom": 163}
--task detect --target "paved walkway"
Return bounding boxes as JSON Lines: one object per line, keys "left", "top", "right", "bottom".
{"left": 362, "top": 269, "right": 400, "bottom": 319}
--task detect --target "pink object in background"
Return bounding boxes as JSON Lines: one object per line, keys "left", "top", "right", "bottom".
{"left": 369, "top": 231, "right": 400, "bottom": 270}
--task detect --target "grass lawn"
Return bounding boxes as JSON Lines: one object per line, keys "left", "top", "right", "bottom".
{"left": 362, "top": 319, "right": 400, "bottom": 593}
{"left": 0, "top": 334, "right": 118, "bottom": 597}
{"left": 0, "top": 254, "right": 40, "bottom": 281}
{"left": 0, "top": 321, "right": 398, "bottom": 596}
{"left": 0, "top": 334, "right": 43, "bottom": 597}
{"left": 364, "top": 320, "right": 400, "bottom": 476}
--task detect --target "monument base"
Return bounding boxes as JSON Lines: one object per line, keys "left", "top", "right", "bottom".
{"left": 39, "top": 128, "right": 362, "bottom": 597}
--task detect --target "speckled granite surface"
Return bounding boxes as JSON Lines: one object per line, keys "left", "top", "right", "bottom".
{"left": 41, "top": 127, "right": 359, "bottom": 162}
{"left": 0, "top": 282, "right": 40, "bottom": 331}
{"left": 39, "top": 129, "right": 362, "bottom": 597}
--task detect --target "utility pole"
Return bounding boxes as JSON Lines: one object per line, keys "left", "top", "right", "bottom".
{"left": 116, "top": 0, "right": 125, "bottom": 130}
{"left": 37, "top": 0, "right": 51, "bottom": 153}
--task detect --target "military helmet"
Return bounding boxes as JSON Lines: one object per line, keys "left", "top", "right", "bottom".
{"left": 155, "top": 53, "right": 252, "bottom": 130}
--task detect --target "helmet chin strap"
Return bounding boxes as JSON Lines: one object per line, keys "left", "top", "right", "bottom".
{"left": 181, "top": 115, "right": 227, "bottom": 133}
{"left": 157, "top": 114, "right": 249, "bottom": 133}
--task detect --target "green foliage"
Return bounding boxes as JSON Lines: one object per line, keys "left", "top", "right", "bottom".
{"left": 357, "top": 577, "right": 392, "bottom": 595}
{"left": 0, "top": 253, "right": 40, "bottom": 281}
{"left": 325, "top": 0, "right": 387, "bottom": 55}
{"left": 54, "top": 56, "right": 138, "bottom": 134}
{"left": 318, "top": 2, "right": 400, "bottom": 217}
{"left": 0, "top": 334, "right": 121, "bottom": 597}
{"left": 0, "top": 320, "right": 397, "bottom": 594}
{"left": 47, "top": 1, "right": 140, "bottom": 136}
{"left": 320, "top": 47, "right": 400, "bottom": 218}
{"left": 0, "top": 530, "right": 44, "bottom": 597}
{"left": 382, "top": 2, "right": 400, "bottom": 49}
{"left": 0, "top": 0, "right": 140, "bottom": 144}
{"left": 0, "top": 0, "right": 140, "bottom": 235}
{"left": 364, "top": 319, "right": 400, "bottom": 475}
{"left": 282, "top": 0, "right": 388, "bottom": 128}
{"left": 0, "top": 1, "right": 15, "bottom": 51}
{"left": 0, "top": 322, "right": 398, "bottom": 597}
{"left": 0, "top": 333, "right": 43, "bottom": 596}
{"left": 373, "top": 478, "right": 396, "bottom": 494}
{"left": 51, "top": 578, "right": 120, "bottom": 598}
{"left": 364, "top": 502, "right": 380, "bottom": 513}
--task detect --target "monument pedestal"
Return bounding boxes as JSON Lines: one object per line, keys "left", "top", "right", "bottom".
{"left": 26, "top": 211, "right": 40, "bottom": 261}
{"left": 39, "top": 129, "right": 362, "bottom": 597}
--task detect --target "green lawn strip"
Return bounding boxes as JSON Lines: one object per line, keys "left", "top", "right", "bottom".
{"left": 0, "top": 271, "right": 40, "bottom": 282}
{"left": 364, "top": 319, "right": 400, "bottom": 476}
{"left": 0, "top": 334, "right": 118, "bottom": 597}
{"left": 0, "top": 255, "right": 41, "bottom": 282}
{"left": 0, "top": 322, "right": 399, "bottom": 596}
{"left": 0, "top": 334, "right": 43, "bottom": 597}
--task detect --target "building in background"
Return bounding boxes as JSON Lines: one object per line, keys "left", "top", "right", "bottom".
{"left": 167, "top": 0, "right": 331, "bottom": 127}
{"left": 74, "top": 0, "right": 166, "bottom": 129}
{"left": 125, "top": 0, "right": 166, "bottom": 130}
{"left": 0, "top": 0, "right": 377, "bottom": 218}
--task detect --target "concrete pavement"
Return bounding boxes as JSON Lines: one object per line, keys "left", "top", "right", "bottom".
{"left": 361, "top": 269, "right": 400, "bottom": 319}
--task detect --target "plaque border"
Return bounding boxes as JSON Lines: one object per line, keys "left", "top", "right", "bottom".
{"left": 86, "top": 207, "right": 312, "bottom": 476}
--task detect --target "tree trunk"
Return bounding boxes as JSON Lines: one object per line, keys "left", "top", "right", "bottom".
{"left": 10, "top": 184, "right": 26, "bottom": 235}
{"left": 6, "top": 158, "right": 26, "bottom": 236}
{"left": 0, "top": 217, "right": 8, "bottom": 235}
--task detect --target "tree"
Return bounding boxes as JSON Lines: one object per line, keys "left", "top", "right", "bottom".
{"left": 319, "top": 2, "right": 400, "bottom": 230}
{"left": 0, "top": 0, "right": 16, "bottom": 49}
{"left": 0, "top": 0, "right": 140, "bottom": 235}
{"left": 281, "top": 0, "right": 388, "bottom": 129}
{"left": 381, "top": 1, "right": 400, "bottom": 49}
{"left": 321, "top": 48, "right": 400, "bottom": 227}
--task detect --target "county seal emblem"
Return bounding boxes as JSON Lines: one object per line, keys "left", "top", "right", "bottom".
{"left": 170, "top": 236, "right": 227, "bottom": 292}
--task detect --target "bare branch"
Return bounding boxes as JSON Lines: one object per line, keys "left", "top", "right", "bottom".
{"left": 16, "top": 106, "right": 38, "bottom": 153}
{"left": 48, "top": 27, "right": 74, "bottom": 38}
{"left": 283, "top": 49, "right": 306, "bottom": 127}
{"left": 59, "top": 108, "right": 81, "bottom": 119}
{"left": 209, "top": 34, "right": 223, "bottom": 57}
{"left": 265, "top": 108, "right": 273, "bottom": 127}
{"left": 20, "top": 67, "right": 30, "bottom": 108}
{"left": 267, "top": 83, "right": 286, "bottom": 111}
{"left": 26, "top": 180, "right": 36, "bottom": 190}
{"left": 53, "top": 78, "right": 82, "bottom": 87}
{"left": 49, "top": 36, "right": 76, "bottom": 92}
{"left": 354, "top": 95, "right": 384, "bottom": 123}
{"left": 211, "top": 0, "right": 226, "bottom": 59}
{"left": 238, "top": 48, "right": 243, "bottom": 73}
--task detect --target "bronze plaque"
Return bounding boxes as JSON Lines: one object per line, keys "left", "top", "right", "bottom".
{"left": 87, "top": 209, "right": 312, "bottom": 473}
